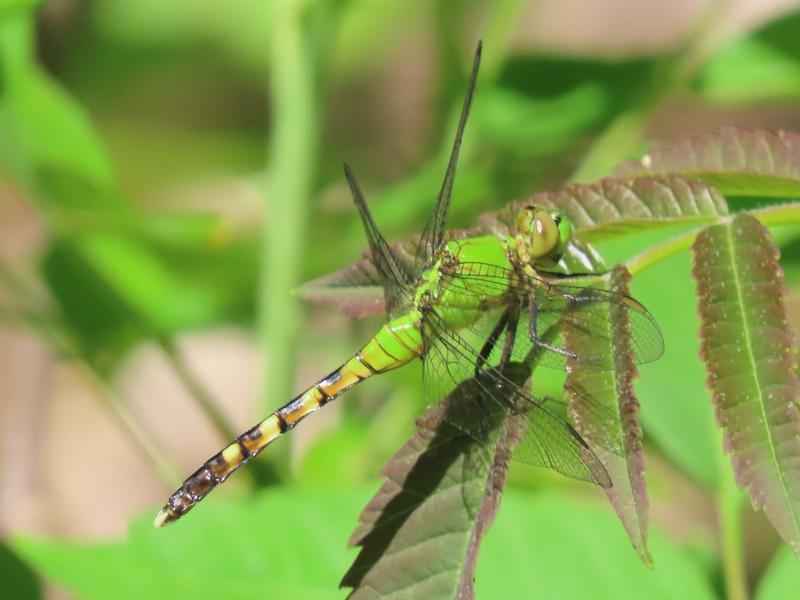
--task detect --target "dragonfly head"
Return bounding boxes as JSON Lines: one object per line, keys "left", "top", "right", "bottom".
{"left": 516, "top": 206, "right": 571, "bottom": 262}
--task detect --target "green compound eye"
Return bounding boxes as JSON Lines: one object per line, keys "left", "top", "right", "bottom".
{"left": 552, "top": 211, "right": 572, "bottom": 256}
{"left": 528, "top": 208, "right": 559, "bottom": 258}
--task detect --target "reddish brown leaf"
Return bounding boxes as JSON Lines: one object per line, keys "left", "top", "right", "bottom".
{"left": 564, "top": 265, "right": 651, "bottom": 565}
{"left": 693, "top": 213, "right": 800, "bottom": 558}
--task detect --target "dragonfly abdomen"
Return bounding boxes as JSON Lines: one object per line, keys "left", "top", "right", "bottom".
{"left": 154, "top": 315, "right": 423, "bottom": 527}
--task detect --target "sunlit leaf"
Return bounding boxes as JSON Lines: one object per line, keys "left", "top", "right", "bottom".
{"left": 756, "top": 547, "right": 800, "bottom": 599}
{"left": 476, "top": 490, "right": 716, "bottom": 599}
{"left": 342, "top": 366, "right": 529, "bottom": 599}
{"left": 693, "top": 213, "right": 800, "bottom": 558}
{"left": 0, "top": 16, "right": 114, "bottom": 203}
{"left": 0, "top": 542, "right": 40, "bottom": 600}
{"left": 616, "top": 128, "right": 800, "bottom": 198}
{"left": 696, "top": 11, "right": 800, "bottom": 104}
{"left": 14, "top": 487, "right": 367, "bottom": 600}
{"left": 565, "top": 265, "right": 651, "bottom": 565}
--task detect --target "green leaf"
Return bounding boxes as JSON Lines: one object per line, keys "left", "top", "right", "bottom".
{"left": 14, "top": 487, "right": 367, "bottom": 600}
{"left": 41, "top": 234, "right": 220, "bottom": 369}
{"left": 0, "top": 0, "right": 42, "bottom": 19}
{"left": 342, "top": 366, "right": 527, "bottom": 598}
{"left": 756, "top": 547, "right": 800, "bottom": 599}
{"left": 565, "top": 266, "right": 652, "bottom": 565}
{"left": 692, "top": 213, "right": 800, "bottom": 558}
{"left": 616, "top": 128, "right": 800, "bottom": 198}
{"left": 475, "top": 490, "right": 716, "bottom": 599}
{"left": 592, "top": 229, "right": 720, "bottom": 487}
{"left": 0, "top": 15, "right": 114, "bottom": 202}
{"left": 696, "top": 11, "right": 800, "bottom": 104}
{"left": 0, "top": 542, "right": 40, "bottom": 600}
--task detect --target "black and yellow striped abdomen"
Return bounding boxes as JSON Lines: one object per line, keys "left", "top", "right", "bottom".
{"left": 154, "top": 314, "right": 423, "bottom": 526}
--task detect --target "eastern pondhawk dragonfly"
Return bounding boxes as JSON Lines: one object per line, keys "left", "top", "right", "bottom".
{"left": 154, "top": 43, "right": 664, "bottom": 527}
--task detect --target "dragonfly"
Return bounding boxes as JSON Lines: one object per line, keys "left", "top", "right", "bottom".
{"left": 154, "top": 42, "right": 664, "bottom": 527}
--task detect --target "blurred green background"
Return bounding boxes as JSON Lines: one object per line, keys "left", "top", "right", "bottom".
{"left": 2, "top": 0, "right": 800, "bottom": 598}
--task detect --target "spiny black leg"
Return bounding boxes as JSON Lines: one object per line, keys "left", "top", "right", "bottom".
{"left": 475, "top": 309, "right": 511, "bottom": 375}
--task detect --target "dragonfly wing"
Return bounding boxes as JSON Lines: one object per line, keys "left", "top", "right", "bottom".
{"left": 441, "top": 263, "right": 664, "bottom": 368}
{"left": 344, "top": 164, "right": 412, "bottom": 313}
{"left": 422, "top": 311, "right": 611, "bottom": 487}
{"left": 416, "top": 43, "right": 481, "bottom": 267}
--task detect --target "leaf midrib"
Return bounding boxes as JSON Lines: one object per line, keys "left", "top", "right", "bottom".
{"left": 724, "top": 223, "right": 800, "bottom": 536}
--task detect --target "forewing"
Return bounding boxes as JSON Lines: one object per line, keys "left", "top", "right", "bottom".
{"left": 416, "top": 43, "right": 481, "bottom": 267}
{"left": 441, "top": 262, "right": 664, "bottom": 368}
{"left": 344, "top": 164, "right": 411, "bottom": 313}
{"left": 422, "top": 312, "right": 611, "bottom": 487}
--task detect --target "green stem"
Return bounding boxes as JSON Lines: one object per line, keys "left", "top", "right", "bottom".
{"left": 625, "top": 205, "right": 800, "bottom": 277}
{"left": 0, "top": 303, "right": 181, "bottom": 487}
{"left": 260, "top": 2, "right": 321, "bottom": 430}
{"left": 159, "top": 338, "right": 237, "bottom": 442}
{"left": 714, "top": 429, "right": 748, "bottom": 600}
{"left": 89, "top": 370, "right": 181, "bottom": 488}
{"left": 625, "top": 227, "right": 702, "bottom": 277}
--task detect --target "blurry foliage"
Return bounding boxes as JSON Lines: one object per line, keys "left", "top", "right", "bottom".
{"left": 1, "top": 0, "right": 800, "bottom": 599}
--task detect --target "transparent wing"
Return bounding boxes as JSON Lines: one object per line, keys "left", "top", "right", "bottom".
{"left": 440, "top": 261, "right": 664, "bottom": 369}
{"left": 416, "top": 43, "right": 481, "bottom": 267}
{"left": 422, "top": 311, "right": 611, "bottom": 487}
{"left": 343, "top": 163, "right": 411, "bottom": 314}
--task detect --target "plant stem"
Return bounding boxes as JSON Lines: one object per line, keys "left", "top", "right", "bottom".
{"left": 714, "top": 428, "right": 749, "bottom": 600}
{"left": 260, "top": 2, "right": 321, "bottom": 430}
{"left": 625, "top": 205, "right": 800, "bottom": 277}
{"left": 625, "top": 227, "right": 702, "bottom": 277}
{"left": 158, "top": 338, "right": 237, "bottom": 442}
{"left": 88, "top": 368, "right": 181, "bottom": 488}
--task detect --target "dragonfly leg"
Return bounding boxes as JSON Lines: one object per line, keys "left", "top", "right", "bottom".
{"left": 498, "top": 302, "right": 520, "bottom": 370}
{"left": 475, "top": 309, "right": 510, "bottom": 375}
{"left": 528, "top": 290, "right": 579, "bottom": 360}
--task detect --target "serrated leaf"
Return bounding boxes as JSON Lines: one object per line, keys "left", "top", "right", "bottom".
{"left": 478, "top": 175, "right": 728, "bottom": 241}
{"left": 299, "top": 175, "right": 726, "bottom": 315}
{"left": 692, "top": 213, "right": 800, "bottom": 558}
{"left": 14, "top": 487, "right": 366, "bottom": 600}
{"left": 565, "top": 265, "right": 651, "bottom": 565}
{"left": 616, "top": 128, "right": 800, "bottom": 198}
{"left": 342, "top": 366, "right": 529, "bottom": 599}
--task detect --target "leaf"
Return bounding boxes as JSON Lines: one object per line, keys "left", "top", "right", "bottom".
{"left": 14, "top": 487, "right": 366, "bottom": 600}
{"left": 0, "top": 16, "right": 114, "bottom": 202}
{"left": 475, "top": 490, "right": 716, "bottom": 599}
{"left": 298, "top": 175, "right": 726, "bottom": 315}
{"left": 0, "top": 542, "right": 40, "bottom": 600}
{"left": 479, "top": 175, "right": 728, "bottom": 242}
{"left": 696, "top": 11, "right": 800, "bottom": 104}
{"left": 692, "top": 213, "right": 800, "bottom": 558}
{"left": 564, "top": 265, "right": 651, "bottom": 565}
{"left": 756, "top": 546, "right": 800, "bottom": 599}
{"left": 616, "top": 128, "right": 800, "bottom": 198}
{"left": 342, "top": 366, "right": 529, "bottom": 599}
